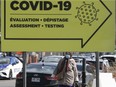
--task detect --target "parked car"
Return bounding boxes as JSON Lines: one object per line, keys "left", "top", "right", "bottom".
{"left": 15, "top": 63, "right": 58, "bottom": 87}
{"left": 40, "top": 55, "right": 64, "bottom": 63}
{"left": 0, "top": 56, "right": 23, "bottom": 79}
{"left": 100, "top": 55, "right": 116, "bottom": 66}
{"left": 15, "top": 62, "right": 94, "bottom": 87}
{"left": 86, "top": 58, "right": 110, "bottom": 72}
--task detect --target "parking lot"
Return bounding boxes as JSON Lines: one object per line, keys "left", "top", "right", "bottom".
{"left": 0, "top": 79, "right": 15, "bottom": 87}
{"left": 0, "top": 52, "right": 116, "bottom": 87}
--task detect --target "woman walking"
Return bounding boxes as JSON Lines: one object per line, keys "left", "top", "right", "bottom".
{"left": 52, "top": 52, "right": 79, "bottom": 87}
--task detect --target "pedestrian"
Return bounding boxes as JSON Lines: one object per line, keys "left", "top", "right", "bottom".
{"left": 52, "top": 52, "right": 79, "bottom": 87}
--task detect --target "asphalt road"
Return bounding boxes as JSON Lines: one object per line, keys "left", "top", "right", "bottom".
{"left": 0, "top": 79, "right": 15, "bottom": 87}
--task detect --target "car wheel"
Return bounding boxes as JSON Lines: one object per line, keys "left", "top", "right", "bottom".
{"left": 9, "top": 70, "right": 13, "bottom": 80}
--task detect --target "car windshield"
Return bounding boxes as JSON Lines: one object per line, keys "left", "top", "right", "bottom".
{"left": 42, "top": 57, "right": 62, "bottom": 62}
{"left": 102, "top": 56, "right": 115, "bottom": 62}
{"left": 0, "top": 58, "right": 10, "bottom": 64}
{"left": 27, "top": 64, "right": 56, "bottom": 74}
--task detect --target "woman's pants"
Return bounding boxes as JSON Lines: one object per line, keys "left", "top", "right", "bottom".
{"left": 58, "top": 85, "right": 73, "bottom": 87}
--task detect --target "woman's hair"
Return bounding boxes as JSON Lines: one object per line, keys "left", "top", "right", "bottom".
{"left": 57, "top": 52, "right": 72, "bottom": 74}
{"left": 65, "top": 52, "right": 72, "bottom": 72}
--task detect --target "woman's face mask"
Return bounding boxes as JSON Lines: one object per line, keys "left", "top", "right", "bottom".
{"left": 65, "top": 55, "right": 70, "bottom": 59}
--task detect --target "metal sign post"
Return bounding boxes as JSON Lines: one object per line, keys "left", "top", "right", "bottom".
{"left": 82, "top": 58, "right": 86, "bottom": 87}
{"left": 22, "top": 52, "right": 27, "bottom": 87}
{"left": 96, "top": 52, "right": 99, "bottom": 87}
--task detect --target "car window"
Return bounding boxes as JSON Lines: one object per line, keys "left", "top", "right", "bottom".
{"left": 11, "top": 58, "right": 15, "bottom": 64}
{"left": 27, "top": 64, "right": 56, "bottom": 74}
{"left": 86, "top": 61, "right": 103, "bottom": 70}
{"left": 42, "top": 57, "right": 62, "bottom": 62}
{"left": 0, "top": 58, "right": 10, "bottom": 64}
{"left": 77, "top": 64, "right": 94, "bottom": 73}
{"left": 14, "top": 58, "right": 19, "bottom": 64}
{"left": 101, "top": 57, "right": 115, "bottom": 62}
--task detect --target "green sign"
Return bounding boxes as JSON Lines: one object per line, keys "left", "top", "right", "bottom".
{"left": 1, "top": 0, "right": 115, "bottom": 51}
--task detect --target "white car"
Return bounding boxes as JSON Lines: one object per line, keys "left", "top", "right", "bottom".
{"left": 0, "top": 56, "right": 23, "bottom": 79}
{"left": 100, "top": 54, "right": 116, "bottom": 63}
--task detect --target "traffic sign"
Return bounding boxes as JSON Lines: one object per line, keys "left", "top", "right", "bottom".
{"left": 1, "top": 0, "right": 115, "bottom": 51}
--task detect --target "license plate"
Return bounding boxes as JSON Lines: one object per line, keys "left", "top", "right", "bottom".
{"left": 31, "top": 77, "right": 40, "bottom": 82}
